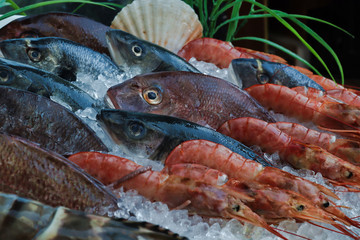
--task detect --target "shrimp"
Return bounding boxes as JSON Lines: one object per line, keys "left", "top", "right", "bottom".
{"left": 177, "top": 38, "right": 253, "bottom": 68}
{"left": 165, "top": 140, "right": 360, "bottom": 230}
{"left": 68, "top": 152, "right": 287, "bottom": 240}
{"left": 218, "top": 117, "right": 360, "bottom": 189}
{"left": 234, "top": 46, "right": 287, "bottom": 64}
{"left": 292, "top": 86, "right": 343, "bottom": 103}
{"left": 326, "top": 89, "right": 360, "bottom": 107}
{"left": 271, "top": 121, "right": 360, "bottom": 166}
{"left": 165, "top": 163, "right": 346, "bottom": 225}
{"left": 245, "top": 83, "right": 360, "bottom": 133}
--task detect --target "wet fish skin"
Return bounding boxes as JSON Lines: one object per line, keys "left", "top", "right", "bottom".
{"left": 0, "top": 37, "right": 125, "bottom": 82}
{"left": 0, "top": 86, "right": 108, "bottom": 155}
{"left": 0, "top": 58, "right": 98, "bottom": 111}
{"left": 230, "top": 58, "right": 325, "bottom": 91}
{"left": 106, "top": 29, "right": 200, "bottom": 77}
{"left": 106, "top": 71, "right": 275, "bottom": 129}
{"left": 0, "top": 192, "right": 186, "bottom": 240}
{"left": 98, "top": 109, "right": 271, "bottom": 166}
{"left": 0, "top": 12, "right": 111, "bottom": 55}
{"left": 0, "top": 133, "right": 117, "bottom": 214}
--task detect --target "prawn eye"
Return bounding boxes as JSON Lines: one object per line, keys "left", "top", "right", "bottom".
{"left": 296, "top": 205, "right": 305, "bottom": 211}
{"left": 132, "top": 45, "right": 142, "bottom": 57}
{"left": 345, "top": 171, "right": 353, "bottom": 178}
{"left": 257, "top": 73, "right": 269, "bottom": 84}
{"left": 127, "top": 121, "right": 146, "bottom": 138}
{"left": 27, "top": 48, "right": 41, "bottom": 62}
{"left": 142, "top": 87, "right": 162, "bottom": 105}
{"left": 323, "top": 201, "right": 330, "bottom": 208}
{"left": 0, "top": 68, "right": 10, "bottom": 83}
{"left": 232, "top": 204, "right": 241, "bottom": 212}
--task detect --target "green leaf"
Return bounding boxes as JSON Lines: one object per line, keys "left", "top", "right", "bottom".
{"left": 5, "top": 0, "right": 26, "bottom": 15}
{"left": 0, "top": 0, "right": 115, "bottom": 21}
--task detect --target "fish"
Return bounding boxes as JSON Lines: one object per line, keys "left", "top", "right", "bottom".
{"left": 0, "top": 37, "right": 126, "bottom": 83}
{"left": 97, "top": 109, "right": 271, "bottom": 166}
{"left": 0, "top": 12, "right": 111, "bottom": 55}
{"left": 0, "top": 86, "right": 108, "bottom": 155}
{"left": 106, "top": 29, "right": 201, "bottom": 77}
{"left": 0, "top": 132, "right": 117, "bottom": 214}
{"left": 0, "top": 58, "right": 98, "bottom": 111}
{"left": 106, "top": 71, "right": 276, "bottom": 129}
{"left": 230, "top": 58, "right": 325, "bottom": 91}
{"left": 0, "top": 192, "right": 186, "bottom": 240}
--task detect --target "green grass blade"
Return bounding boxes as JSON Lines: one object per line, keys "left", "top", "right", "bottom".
{"left": 0, "top": 0, "right": 115, "bottom": 21}
{"left": 242, "top": 0, "right": 335, "bottom": 81}
{"left": 234, "top": 36, "right": 322, "bottom": 75}
{"left": 226, "top": 0, "right": 243, "bottom": 41}
{"left": 5, "top": 0, "right": 26, "bottom": 15}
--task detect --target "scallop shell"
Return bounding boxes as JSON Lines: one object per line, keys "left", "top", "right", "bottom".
{"left": 110, "top": 0, "right": 203, "bottom": 53}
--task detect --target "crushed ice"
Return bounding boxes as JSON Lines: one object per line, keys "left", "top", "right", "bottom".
{"left": 52, "top": 59, "right": 360, "bottom": 240}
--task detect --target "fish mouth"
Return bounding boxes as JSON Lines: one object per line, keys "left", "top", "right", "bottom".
{"left": 106, "top": 30, "right": 128, "bottom": 67}
{"left": 104, "top": 94, "right": 116, "bottom": 109}
{"left": 228, "top": 62, "right": 243, "bottom": 88}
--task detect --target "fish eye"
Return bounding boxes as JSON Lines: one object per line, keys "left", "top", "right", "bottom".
{"left": 345, "top": 171, "right": 353, "bottom": 178}
{"left": 132, "top": 44, "right": 142, "bottom": 57}
{"left": 27, "top": 48, "right": 41, "bottom": 62}
{"left": 232, "top": 204, "right": 241, "bottom": 212}
{"left": 322, "top": 201, "right": 330, "bottom": 208}
{"left": 142, "top": 87, "right": 162, "bottom": 105}
{"left": 0, "top": 68, "right": 10, "bottom": 83}
{"left": 127, "top": 121, "right": 146, "bottom": 139}
{"left": 251, "top": 63, "right": 258, "bottom": 69}
{"left": 296, "top": 205, "right": 305, "bottom": 211}
{"left": 257, "top": 73, "right": 269, "bottom": 84}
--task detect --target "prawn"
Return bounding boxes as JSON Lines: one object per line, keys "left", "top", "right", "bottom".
{"left": 165, "top": 163, "right": 359, "bottom": 238}
{"left": 164, "top": 139, "right": 360, "bottom": 230}
{"left": 68, "top": 152, "right": 287, "bottom": 240}
{"left": 177, "top": 38, "right": 253, "bottom": 68}
{"left": 218, "top": 117, "right": 360, "bottom": 190}
{"left": 270, "top": 121, "right": 360, "bottom": 166}
{"left": 245, "top": 83, "right": 360, "bottom": 134}
{"left": 292, "top": 86, "right": 343, "bottom": 104}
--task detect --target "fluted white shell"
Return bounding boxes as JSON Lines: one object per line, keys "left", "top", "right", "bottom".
{"left": 110, "top": 0, "right": 203, "bottom": 53}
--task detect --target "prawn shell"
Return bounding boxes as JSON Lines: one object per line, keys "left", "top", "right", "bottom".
{"left": 110, "top": 0, "right": 203, "bottom": 53}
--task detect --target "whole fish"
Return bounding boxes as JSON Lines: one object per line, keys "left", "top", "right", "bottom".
{"left": 0, "top": 86, "right": 108, "bottom": 155}
{"left": 0, "top": 12, "right": 111, "bottom": 55}
{"left": 0, "top": 192, "right": 185, "bottom": 240}
{"left": 0, "top": 133, "right": 117, "bottom": 214}
{"left": 97, "top": 109, "right": 271, "bottom": 166}
{"left": 106, "top": 71, "right": 276, "bottom": 129}
{"left": 0, "top": 58, "right": 98, "bottom": 111}
{"left": 0, "top": 37, "right": 126, "bottom": 83}
{"left": 230, "top": 58, "right": 325, "bottom": 91}
{"left": 106, "top": 29, "right": 200, "bottom": 77}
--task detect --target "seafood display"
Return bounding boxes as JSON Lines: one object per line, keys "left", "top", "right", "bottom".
{"left": 110, "top": 0, "right": 203, "bottom": 53}
{"left": 0, "top": 12, "right": 111, "bottom": 55}
{"left": 0, "top": 192, "right": 184, "bottom": 240}
{"left": 1, "top": 1, "right": 360, "bottom": 239}
{"left": 106, "top": 71, "right": 275, "bottom": 129}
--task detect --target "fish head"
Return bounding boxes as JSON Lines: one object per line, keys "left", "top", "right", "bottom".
{"left": 106, "top": 72, "right": 175, "bottom": 116}
{"left": 0, "top": 63, "right": 33, "bottom": 90}
{"left": 97, "top": 109, "right": 166, "bottom": 159}
{"left": 106, "top": 30, "right": 163, "bottom": 76}
{"left": 0, "top": 37, "right": 63, "bottom": 74}
{"left": 230, "top": 58, "right": 275, "bottom": 89}
{"left": 0, "top": 16, "right": 42, "bottom": 41}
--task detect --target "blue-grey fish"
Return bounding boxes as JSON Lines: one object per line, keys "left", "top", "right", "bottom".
{"left": 97, "top": 109, "right": 271, "bottom": 166}
{"left": 0, "top": 58, "right": 98, "bottom": 111}
{"left": 230, "top": 58, "right": 324, "bottom": 91}
{"left": 106, "top": 29, "right": 200, "bottom": 76}
{"left": 0, "top": 37, "right": 126, "bottom": 83}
